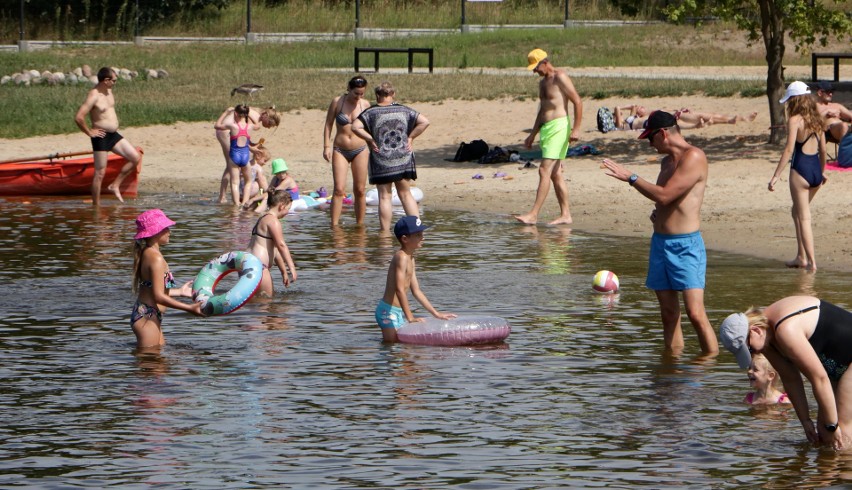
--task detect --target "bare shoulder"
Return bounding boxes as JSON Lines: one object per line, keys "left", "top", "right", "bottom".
{"left": 142, "top": 246, "right": 165, "bottom": 266}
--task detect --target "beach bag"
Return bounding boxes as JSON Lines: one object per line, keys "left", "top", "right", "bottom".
{"left": 453, "top": 139, "right": 489, "bottom": 162}
{"left": 597, "top": 107, "right": 616, "bottom": 133}
{"left": 478, "top": 146, "right": 515, "bottom": 164}
{"left": 837, "top": 132, "right": 852, "bottom": 168}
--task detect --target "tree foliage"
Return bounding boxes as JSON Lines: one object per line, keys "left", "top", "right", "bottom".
{"left": 664, "top": 0, "right": 851, "bottom": 143}
{"left": 6, "top": 0, "right": 229, "bottom": 38}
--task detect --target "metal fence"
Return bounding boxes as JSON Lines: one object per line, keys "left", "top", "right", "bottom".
{"left": 6, "top": 0, "right": 658, "bottom": 53}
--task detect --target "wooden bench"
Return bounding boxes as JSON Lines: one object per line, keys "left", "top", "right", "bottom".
{"left": 812, "top": 52, "right": 852, "bottom": 82}
{"left": 354, "top": 47, "right": 434, "bottom": 74}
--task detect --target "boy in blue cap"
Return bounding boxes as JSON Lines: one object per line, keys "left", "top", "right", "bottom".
{"left": 375, "top": 216, "right": 456, "bottom": 342}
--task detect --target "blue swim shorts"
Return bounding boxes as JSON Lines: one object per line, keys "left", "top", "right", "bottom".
{"left": 645, "top": 231, "right": 706, "bottom": 291}
{"left": 375, "top": 299, "right": 405, "bottom": 330}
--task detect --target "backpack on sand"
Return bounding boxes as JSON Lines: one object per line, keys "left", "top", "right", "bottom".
{"left": 597, "top": 107, "right": 616, "bottom": 133}
{"left": 453, "top": 139, "right": 489, "bottom": 162}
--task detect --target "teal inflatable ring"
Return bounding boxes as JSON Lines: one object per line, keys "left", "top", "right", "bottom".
{"left": 192, "top": 251, "right": 263, "bottom": 316}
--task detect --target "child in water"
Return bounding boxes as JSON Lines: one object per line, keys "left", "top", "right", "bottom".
{"left": 250, "top": 158, "right": 299, "bottom": 213}
{"left": 215, "top": 104, "right": 259, "bottom": 207}
{"left": 744, "top": 353, "right": 791, "bottom": 405}
{"left": 131, "top": 209, "right": 203, "bottom": 347}
{"left": 240, "top": 144, "right": 271, "bottom": 210}
{"left": 247, "top": 190, "right": 297, "bottom": 297}
{"left": 375, "top": 216, "right": 456, "bottom": 342}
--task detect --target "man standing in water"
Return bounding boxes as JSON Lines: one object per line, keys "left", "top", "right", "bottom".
{"left": 75, "top": 67, "right": 142, "bottom": 205}
{"left": 601, "top": 111, "right": 719, "bottom": 355}
{"left": 514, "top": 48, "right": 583, "bottom": 226}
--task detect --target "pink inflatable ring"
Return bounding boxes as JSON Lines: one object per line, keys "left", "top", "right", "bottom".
{"left": 397, "top": 315, "right": 511, "bottom": 346}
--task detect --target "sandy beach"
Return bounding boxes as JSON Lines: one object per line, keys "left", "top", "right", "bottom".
{"left": 3, "top": 85, "right": 851, "bottom": 272}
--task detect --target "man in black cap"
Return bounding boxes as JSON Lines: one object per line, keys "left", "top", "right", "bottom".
{"left": 600, "top": 111, "right": 718, "bottom": 356}
{"left": 815, "top": 81, "right": 852, "bottom": 143}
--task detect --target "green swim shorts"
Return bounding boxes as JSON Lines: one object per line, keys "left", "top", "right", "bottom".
{"left": 539, "top": 116, "right": 571, "bottom": 160}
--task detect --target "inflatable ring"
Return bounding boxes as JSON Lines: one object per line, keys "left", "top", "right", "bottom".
{"left": 397, "top": 315, "right": 511, "bottom": 346}
{"left": 192, "top": 251, "right": 263, "bottom": 316}
{"left": 365, "top": 187, "right": 424, "bottom": 206}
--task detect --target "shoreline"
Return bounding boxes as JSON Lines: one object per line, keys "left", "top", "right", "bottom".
{"left": 3, "top": 95, "right": 851, "bottom": 272}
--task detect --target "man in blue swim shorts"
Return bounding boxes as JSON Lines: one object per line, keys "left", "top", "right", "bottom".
{"left": 601, "top": 110, "right": 719, "bottom": 355}
{"left": 514, "top": 48, "right": 583, "bottom": 226}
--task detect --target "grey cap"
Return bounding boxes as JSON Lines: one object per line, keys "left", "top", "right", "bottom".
{"left": 817, "top": 81, "right": 833, "bottom": 92}
{"left": 720, "top": 313, "right": 752, "bottom": 369}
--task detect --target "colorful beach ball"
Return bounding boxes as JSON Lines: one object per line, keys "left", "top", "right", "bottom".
{"left": 592, "top": 270, "right": 619, "bottom": 293}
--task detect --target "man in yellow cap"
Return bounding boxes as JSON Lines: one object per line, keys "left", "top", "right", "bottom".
{"left": 514, "top": 48, "right": 583, "bottom": 225}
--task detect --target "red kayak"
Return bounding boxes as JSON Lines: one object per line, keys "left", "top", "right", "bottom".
{"left": 0, "top": 148, "right": 142, "bottom": 197}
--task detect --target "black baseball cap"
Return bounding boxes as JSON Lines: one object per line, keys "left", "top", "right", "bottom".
{"left": 817, "top": 81, "right": 833, "bottom": 92}
{"left": 638, "top": 110, "right": 678, "bottom": 139}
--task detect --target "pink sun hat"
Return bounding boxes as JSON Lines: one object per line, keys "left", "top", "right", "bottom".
{"left": 134, "top": 209, "right": 176, "bottom": 239}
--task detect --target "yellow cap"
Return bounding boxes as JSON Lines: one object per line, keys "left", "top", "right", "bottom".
{"left": 527, "top": 48, "right": 548, "bottom": 70}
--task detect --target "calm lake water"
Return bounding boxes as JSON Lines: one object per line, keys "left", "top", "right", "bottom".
{"left": 1, "top": 194, "right": 852, "bottom": 488}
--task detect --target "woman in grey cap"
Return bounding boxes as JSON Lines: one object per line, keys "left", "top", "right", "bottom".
{"left": 720, "top": 295, "right": 852, "bottom": 449}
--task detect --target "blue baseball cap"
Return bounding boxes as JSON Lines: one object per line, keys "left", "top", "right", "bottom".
{"left": 394, "top": 216, "right": 430, "bottom": 239}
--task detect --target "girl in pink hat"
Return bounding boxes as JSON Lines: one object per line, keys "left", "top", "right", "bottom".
{"left": 131, "top": 209, "right": 203, "bottom": 347}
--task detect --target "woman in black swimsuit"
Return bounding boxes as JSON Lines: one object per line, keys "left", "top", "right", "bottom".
{"left": 322, "top": 76, "right": 371, "bottom": 227}
{"left": 721, "top": 295, "right": 852, "bottom": 449}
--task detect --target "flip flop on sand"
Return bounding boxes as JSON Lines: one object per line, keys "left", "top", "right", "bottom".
{"left": 472, "top": 173, "right": 483, "bottom": 179}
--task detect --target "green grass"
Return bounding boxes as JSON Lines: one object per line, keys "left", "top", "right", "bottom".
{"left": 0, "top": 24, "right": 795, "bottom": 139}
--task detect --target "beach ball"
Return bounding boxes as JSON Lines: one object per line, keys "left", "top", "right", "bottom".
{"left": 592, "top": 270, "right": 619, "bottom": 293}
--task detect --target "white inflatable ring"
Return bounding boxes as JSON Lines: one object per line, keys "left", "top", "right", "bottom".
{"left": 366, "top": 187, "right": 424, "bottom": 206}
{"left": 192, "top": 251, "right": 263, "bottom": 316}
{"left": 397, "top": 315, "right": 511, "bottom": 346}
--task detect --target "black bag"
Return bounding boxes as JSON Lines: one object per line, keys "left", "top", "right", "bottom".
{"left": 478, "top": 146, "right": 515, "bottom": 164}
{"left": 453, "top": 139, "right": 489, "bottom": 162}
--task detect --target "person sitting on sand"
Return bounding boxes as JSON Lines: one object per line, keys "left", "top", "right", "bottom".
{"left": 814, "top": 81, "right": 852, "bottom": 144}
{"left": 614, "top": 104, "right": 757, "bottom": 132}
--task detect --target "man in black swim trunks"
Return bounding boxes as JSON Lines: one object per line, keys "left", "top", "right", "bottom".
{"left": 74, "top": 67, "right": 142, "bottom": 206}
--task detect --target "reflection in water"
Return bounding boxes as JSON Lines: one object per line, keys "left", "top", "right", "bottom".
{"left": 2, "top": 196, "right": 852, "bottom": 487}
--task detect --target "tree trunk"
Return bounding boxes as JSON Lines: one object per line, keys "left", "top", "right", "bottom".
{"left": 759, "top": 0, "right": 787, "bottom": 145}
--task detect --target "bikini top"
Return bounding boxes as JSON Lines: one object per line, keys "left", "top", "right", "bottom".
{"left": 139, "top": 271, "right": 177, "bottom": 290}
{"left": 251, "top": 214, "right": 273, "bottom": 240}
{"left": 335, "top": 112, "right": 352, "bottom": 126}
{"left": 335, "top": 96, "right": 362, "bottom": 126}
{"left": 773, "top": 303, "right": 819, "bottom": 331}
{"left": 231, "top": 122, "right": 250, "bottom": 141}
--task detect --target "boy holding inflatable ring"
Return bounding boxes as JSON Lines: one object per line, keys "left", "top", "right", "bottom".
{"left": 375, "top": 216, "right": 456, "bottom": 342}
